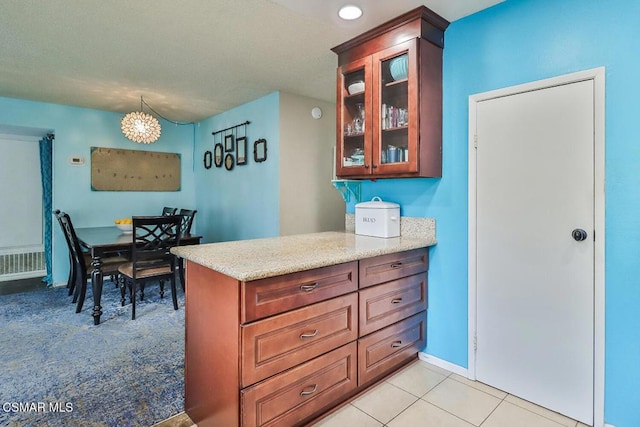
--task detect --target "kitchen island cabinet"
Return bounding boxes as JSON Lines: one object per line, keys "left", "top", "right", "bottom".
{"left": 172, "top": 231, "right": 436, "bottom": 427}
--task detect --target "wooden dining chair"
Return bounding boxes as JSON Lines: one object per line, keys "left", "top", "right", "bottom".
{"left": 175, "top": 209, "right": 197, "bottom": 290}
{"left": 178, "top": 209, "right": 197, "bottom": 235}
{"left": 53, "top": 210, "right": 79, "bottom": 295}
{"left": 118, "top": 215, "right": 182, "bottom": 320}
{"left": 162, "top": 206, "right": 177, "bottom": 216}
{"left": 56, "top": 211, "right": 127, "bottom": 313}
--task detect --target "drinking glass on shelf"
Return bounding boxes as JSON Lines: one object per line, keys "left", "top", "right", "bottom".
{"left": 354, "top": 103, "right": 365, "bottom": 133}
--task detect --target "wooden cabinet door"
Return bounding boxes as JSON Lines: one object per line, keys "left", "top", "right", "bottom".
{"left": 241, "top": 293, "right": 358, "bottom": 387}
{"left": 241, "top": 343, "right": 357, "bottom": 427}
{"left": 358, "top": 312, "right": 426, "bottom": 386}
{"left": 336, "top": 56, "right": 372, "bottom": 177}
{"left": 371, "top": 39, "right": 419, "bottom": 176}
{"left": 242, "top": 262, "right": 358, "bottom": 322}
{"left": 359, "top": 273, "right": 427, "bottom": 336}
{"left": 359, "top": 248, "right": 429, "bottom": 288}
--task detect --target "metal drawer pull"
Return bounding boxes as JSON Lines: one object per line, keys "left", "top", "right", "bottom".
{"left": 390, "top": 262, "right": 403, "bottom": 269}
{"left": 300, "top": 384, "right": 318, "bottom": 396}
{"left": 300, "top": 329, "right": 319, "bottom": 339}
{"left": 391, "top": 341, "right": 403, "bottom": 348}
{"left": 391, "top": 298, "right": 403, "bottom": 304}
{"left": 300, "top": 283, "right": 318, "bottom": 292}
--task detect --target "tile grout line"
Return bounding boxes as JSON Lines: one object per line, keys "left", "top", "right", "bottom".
{"left": 349, "top": 403, "right": 388, "bottom": 426}
{"left": 477, "top": 391, "right": 508, "bottom": 426}
{"left": 416, "top": 374, "right": 491, "bottom": 426}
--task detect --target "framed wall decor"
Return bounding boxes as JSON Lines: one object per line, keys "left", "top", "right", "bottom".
{"left": 203, "top": 150, "right": 212, "bottom": 169}
{"left": 254, "top": 138, "right": 267, "bottom": 163}
{"left": 214, "top": 143, "right": 224, "bottom": 167}
{"left": 225, "top": 134, "right": 234, "bottom": 152}
{"left": 224, "top": 153, "right": 234, "bottom": 171}
{"left": 236, "top": 136, "right": 247, "bottom": 165}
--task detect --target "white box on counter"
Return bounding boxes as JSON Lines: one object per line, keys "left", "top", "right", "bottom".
{"left": 355, "top": 196, "right": 400, "bottom": 238}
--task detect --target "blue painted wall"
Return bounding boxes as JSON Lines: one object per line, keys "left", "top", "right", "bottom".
{"left": 0, "top": 96, "right": 196, "bottom": 285}
{"left": 347, "top": 0, "right": 640, "bottom": 424}
{"left": 194, "top": 92, "right": 280, "bottom": 243}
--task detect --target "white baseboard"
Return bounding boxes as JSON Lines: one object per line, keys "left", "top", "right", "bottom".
{"left": 419, "top": 352, "right": 468, "bottom": 377}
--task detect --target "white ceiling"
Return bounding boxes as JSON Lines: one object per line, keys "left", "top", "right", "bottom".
{"left": 0, "top": 0, "right": 503, "bottom": 122}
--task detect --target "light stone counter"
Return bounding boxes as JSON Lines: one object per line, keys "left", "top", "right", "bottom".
{"left": 172, "top": 223, "right": 435, "bottom": 282}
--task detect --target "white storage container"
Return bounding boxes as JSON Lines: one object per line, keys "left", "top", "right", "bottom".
{"left": 355, "top": 196, "right": 400, "bottom": 238}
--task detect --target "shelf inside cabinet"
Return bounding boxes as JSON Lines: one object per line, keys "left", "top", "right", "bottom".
{"left": 345, "top": 92, "right": 365, "bottom": 101}
{"left": 331, "top": 180, "right": 362, "bottom": 203}
{"left": 384, "top": 78, "right": 408, "bottom": 88}
{"left": 382, "top": 126, "right": 408, "bottom": 133}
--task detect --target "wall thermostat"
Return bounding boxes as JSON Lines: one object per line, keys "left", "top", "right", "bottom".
{"left": 69, "top": 156, "right": 85, "bottom": 166}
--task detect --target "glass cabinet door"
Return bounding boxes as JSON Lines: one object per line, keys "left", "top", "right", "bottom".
{"left": 336, "top": 56, "right": 371, "bottom": 176}
{"left": 372, "top": 39, "right": 418, "bottom": 174}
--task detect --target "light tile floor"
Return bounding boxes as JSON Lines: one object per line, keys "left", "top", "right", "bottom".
{"left": 312, "top": 359, "right": 590, "bottom": 427}
{"left": 155, "top": 359, "right": 590, "bottom": 427}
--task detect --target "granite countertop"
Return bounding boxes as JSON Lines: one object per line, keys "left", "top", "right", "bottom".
{"left": 172, "top": 227, "right": 436, "bottom": 282}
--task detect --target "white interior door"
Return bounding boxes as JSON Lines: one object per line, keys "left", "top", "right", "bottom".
{"left": 474, "top": 80, "right": 594, "bottom": 424}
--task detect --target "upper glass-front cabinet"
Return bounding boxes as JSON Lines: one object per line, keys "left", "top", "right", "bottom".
{"left": 333, "top": 6, "right": 448, "bottom": 179}
{"left": 372, "top": 40, "right": 418, "bottom": 176}
{"left": 337, "top": 56, "right": 371, "bottom": 176}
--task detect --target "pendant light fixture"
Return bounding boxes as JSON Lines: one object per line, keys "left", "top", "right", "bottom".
{"left": 121, "top": 96, "right": 162, "bottom": 144}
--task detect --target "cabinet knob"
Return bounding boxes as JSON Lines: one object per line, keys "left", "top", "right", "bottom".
{"left": 371, "top": 164, "right": 377, "bottom": 169}
{"left": 364, "top": 163, "right": 370, "bottom": 169}
{"left": 391, "top": 341, "right": 403, "bottom": 348}
{"left": 391, "top": 298, "right": 403, "bottom": 304}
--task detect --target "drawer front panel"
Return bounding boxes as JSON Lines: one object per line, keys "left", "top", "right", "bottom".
{"left": 241, "top": 343, "right": 357, "bottom": 427}
{"left": 242, "top": 262, "right": 358, "bottom": 322}
{"left": 241, "top": 293, "right": 358, "bottom": 387}
{"left": 358, "top": 312, "right": 426, "bottom": 386}
{"left": 359, "top": 248, "right": 429, "bottom": 288}
{"left": 359, "top": 273, "right": 427, "bottom": 336}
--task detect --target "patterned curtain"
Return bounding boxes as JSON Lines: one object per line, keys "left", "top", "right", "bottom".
{"left": 39, "top": 135, "right": 53, "bottom": 286}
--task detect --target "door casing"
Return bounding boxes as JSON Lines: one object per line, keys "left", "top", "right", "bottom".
{"left": 467, "top": 67, "right": 605, "bottom": 426}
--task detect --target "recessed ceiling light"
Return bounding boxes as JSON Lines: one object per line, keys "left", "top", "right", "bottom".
{"left": 338, "top": 5, "right": 362, "bottom": 21}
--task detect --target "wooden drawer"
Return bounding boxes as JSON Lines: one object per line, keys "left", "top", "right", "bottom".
{"left": 359, "top": 273, "right": 427, "bottom": 336}
{"left": 359, "top": 248, "right": 429, "bottom": 288}
{"left": 357, "top": 312, "right": 426, "bottom": 386}
{"left": 241, "top": 342, "right": 357, "bottom": 427}
{"left": 241, "top": 293, "right": 358, "bottom": 387}
{"left": 242, "top": 262, "right": 358, "bottom": 322}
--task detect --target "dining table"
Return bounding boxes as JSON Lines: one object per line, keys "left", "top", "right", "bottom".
{"left": 75, "top": 226, "right": 202, "bottom": 325}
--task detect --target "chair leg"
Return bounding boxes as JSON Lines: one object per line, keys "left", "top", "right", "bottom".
{"left": 179, "top": 258, "right": 186, "bottom": 292}
{"left": 171, "top": 276, "right": 178, "bottom": 311}
{"left": 120, "top": 277, "right": 127, "bottom": 307}
{"left": 130, "top": 281, "right": 136, "bottom": 320}
{"left": 140, "top": 283, "right": 145, "bottom": 301}
{"left": 75, "top": 277, "right": 88, "bottom": 313}
{"left": 159, "top": 280, "right": 165, "bottom": 299}
{"left": 68, "top": 259, "right": 78, "bottom": 296}
{"left": 66, "top": 255, "right": 73, "bottom": 290}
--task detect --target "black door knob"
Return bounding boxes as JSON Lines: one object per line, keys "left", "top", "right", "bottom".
{"left": 572, "top": 229, "right": 588, "bottom": 241}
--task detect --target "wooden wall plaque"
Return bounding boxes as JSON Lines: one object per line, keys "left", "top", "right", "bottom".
{"left": 91, "top": 147, "right": 181, "bottom": 191}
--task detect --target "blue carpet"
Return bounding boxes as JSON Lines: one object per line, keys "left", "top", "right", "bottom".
{"left": 0, "top": 281, "right": 185, "bottom": 427}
